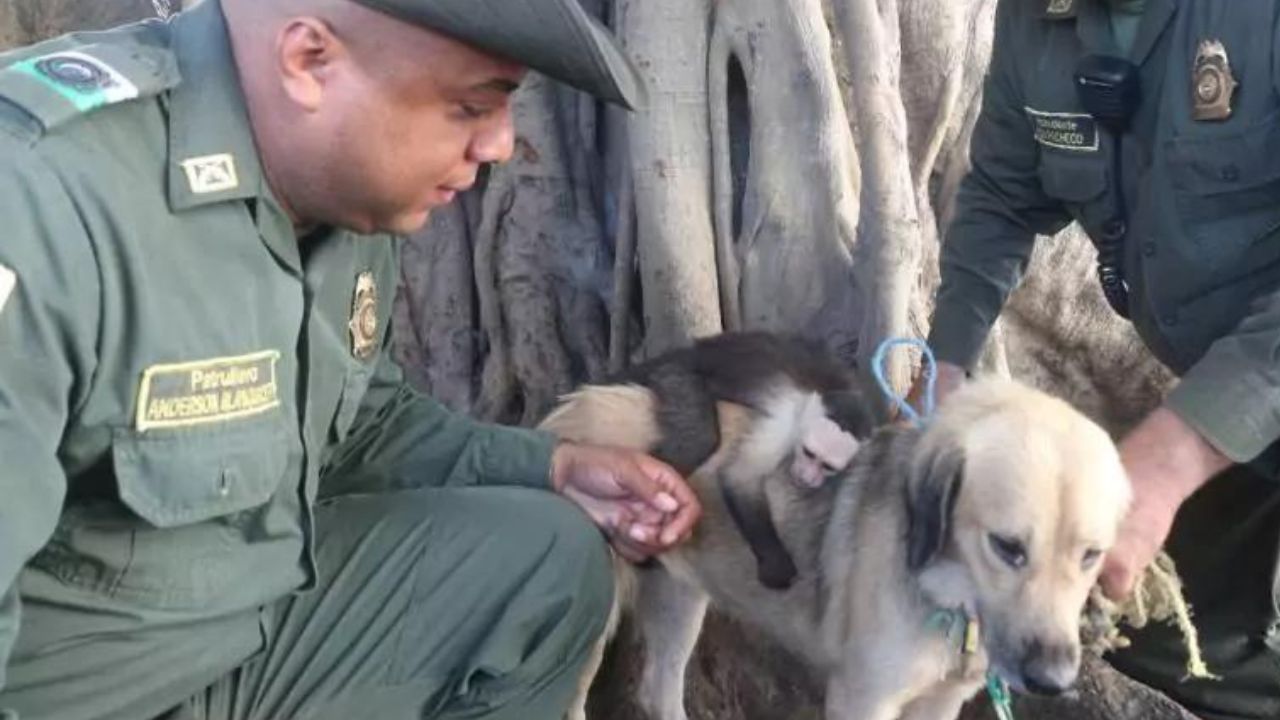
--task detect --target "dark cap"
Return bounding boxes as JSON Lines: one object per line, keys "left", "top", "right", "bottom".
{"left": 346, "top": 0, "right": 647, "bottom": 110}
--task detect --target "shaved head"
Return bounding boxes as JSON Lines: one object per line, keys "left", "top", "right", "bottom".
{"left": 221, "top": 0, "right": 526, "bottom": 235}
{"left": 226, "top": 0, "right": 435, "bottom": 85}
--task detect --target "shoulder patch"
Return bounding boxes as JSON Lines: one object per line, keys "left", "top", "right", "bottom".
{"left": 0, "top": 42, "right": 178, "bottom": 138}
{"left": 0, "top": 263, "right": 15, "bottom": 316}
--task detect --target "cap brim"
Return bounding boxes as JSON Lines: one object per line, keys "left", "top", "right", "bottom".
{"left": 353, "top": 0, "right": 648, "bottom": 111}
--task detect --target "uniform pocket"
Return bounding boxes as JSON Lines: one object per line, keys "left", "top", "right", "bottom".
{"left": 112, "top": 410, "right": 290, "bottom": 528}
{"left": 1167, "top": 118, "right": 1280, "bottom": 269}
{"left": 331, "top": 362, "right": 373, "bottom": 443}
{"left": 1037, "top": 152, "right": 1108, "bottom": 204}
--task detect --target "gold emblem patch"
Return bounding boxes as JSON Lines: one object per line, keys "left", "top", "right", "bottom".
{"left": 180, "top": 153, "right": 239, "bottom": 195}
{"left": 1192, "top": 39, "right": 1237, "bottom": 122}
{"left": 349, "top": 271, "right": 378, "bottom": 360}
{"left": 136, "top": 350, "right": 281, "bottom": 431}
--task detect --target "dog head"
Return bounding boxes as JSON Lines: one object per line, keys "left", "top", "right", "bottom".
{"left": 905, "top": 378, "right": 1131, "bottom": 696}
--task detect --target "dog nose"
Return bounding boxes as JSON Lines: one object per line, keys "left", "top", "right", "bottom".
{"left": 1020, "top": 640, "right": 1078, "bottom": 696}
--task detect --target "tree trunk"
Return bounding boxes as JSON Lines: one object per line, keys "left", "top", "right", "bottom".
{"left": 4, "top": 1, "right": 1195, "bottom": 718}
{"left": 0, "top": 0, "right": 157, "bottom": 49}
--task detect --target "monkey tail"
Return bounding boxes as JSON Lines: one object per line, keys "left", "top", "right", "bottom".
{"left": 538, "top": 384, "right": 663, "bottom": 451}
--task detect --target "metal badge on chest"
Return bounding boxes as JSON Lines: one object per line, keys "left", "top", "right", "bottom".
{"left": 349, "top": 271, "right": 378, "bottom": 360}
{"left": 1192, "top": 39, "right": 1237, "bottom": 122}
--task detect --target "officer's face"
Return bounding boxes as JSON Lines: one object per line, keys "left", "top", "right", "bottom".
{"left": 280, "top": 19, "right": 525, "bottom": 234}
{"left": 345, "top": 35, "right": 525, "bottom": 234}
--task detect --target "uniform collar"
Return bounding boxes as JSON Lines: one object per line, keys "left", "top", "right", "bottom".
{"left": 1054, "top": 0, "right": 1176, "bottom": 66}
{"left": 165, "top": 0, "right": 265, "bottom": 212}
{"left": 1128, "top": 0, "right": 1176, "bottom": 66}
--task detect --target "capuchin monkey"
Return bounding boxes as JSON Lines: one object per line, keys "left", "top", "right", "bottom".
{"left": 610, "top": 332, "right": 876, "bottom": 589}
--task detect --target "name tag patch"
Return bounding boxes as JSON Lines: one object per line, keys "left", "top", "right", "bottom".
{"left": 1025, "top": 108, "right": 1099, "bottom": 152}
{"left": 137, "top": 350, "right": 281, "bottom": 431}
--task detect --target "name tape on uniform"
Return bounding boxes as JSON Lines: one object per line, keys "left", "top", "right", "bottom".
{"left": 0, "top": 263, "right": 14, "bottom": 315}
{"left": 136, "top": 350, "right": 281, "bottom": 431}
{"left": 1024, "top": 107, "right": 1099, "bottom": 152}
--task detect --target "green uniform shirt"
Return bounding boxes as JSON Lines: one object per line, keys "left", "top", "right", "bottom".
{"left": 929, "top": 0, "right": 1280, "bottom": 464}
{"left": 1108, "top": 0, "right": 1146, "bottom": 55}
{"left": 0, "top": 0, "right": 556, "bottom": 700}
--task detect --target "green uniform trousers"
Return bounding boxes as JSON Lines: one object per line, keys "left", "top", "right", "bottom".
{"left": 2, "top": 487, "right": 612, "bottom": 720}
{"left": 1110, "top": 467, "right": 1280, "bottom": 720}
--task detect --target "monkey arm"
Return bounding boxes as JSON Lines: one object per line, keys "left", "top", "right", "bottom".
{"left": 718, "top": 465, "right": 799, "bottom": 590}
{"left": 715, "top": 416, "right": 802, "bottom": 590}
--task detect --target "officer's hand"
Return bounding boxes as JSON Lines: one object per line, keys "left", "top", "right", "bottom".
{"left": 1100, "top": 406, "right": 1230, "bottom": 600}
{"left": 550, "top": 442, "right": 702, "bottom": 563}
{"left": 898, "top": 360, "right": 968, "bottom": 423}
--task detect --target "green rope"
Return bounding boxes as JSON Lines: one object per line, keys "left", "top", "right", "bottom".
{"left": 987, "top": 674, "right": 1016, "bottom": 720}
{"left": 924, "top": 607, "right": 1016, "bottom": 719}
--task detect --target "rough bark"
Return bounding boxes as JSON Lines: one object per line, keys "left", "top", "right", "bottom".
{"left": 1002, "top": 228, "right": 1176, "bottom": 436}
{"left": 830, "top": 0, "right": 919, "bottom": 392}
{"left": 390, "top": 197, "right": 480, "bottom": 413}
{"left": 617, "top": 0, "right": 724, "bottom": 353}
{"left": 0, "top": 0, "right": 157, "bottom": 49}
{"left": 707, "top": 0, "right": 861, "bottom": 360}
{"left": 468, "top": 72, "right": 614, "bottom": 424}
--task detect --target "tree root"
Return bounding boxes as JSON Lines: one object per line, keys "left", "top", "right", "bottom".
{"left": 608, "top": 152, "right": 637, "bottom": 374}
{"left": 474, "top": 179, "right": 518, "bottom": 421}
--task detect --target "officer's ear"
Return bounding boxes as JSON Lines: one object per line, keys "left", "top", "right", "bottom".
{"left": 277, "top": 17, "right": 345, "bottom": 112}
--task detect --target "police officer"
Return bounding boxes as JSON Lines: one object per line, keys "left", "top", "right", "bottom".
{"left": 0, "top": 1, "right": 702, "bottom": 718}
{"left": 915, "top": 0, "right": 1280, "bottom": 717}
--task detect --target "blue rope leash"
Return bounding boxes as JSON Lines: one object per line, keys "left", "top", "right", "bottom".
{"left": 873, "top": 337, "right": 1015, "bottom": 720}
{"left": 870, "top": 337, "right": 936, "bottom": 426}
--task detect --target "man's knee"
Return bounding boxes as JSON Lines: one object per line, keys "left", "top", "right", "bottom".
{"left": 515, "top": 491, "right": 615, "bottom": 634}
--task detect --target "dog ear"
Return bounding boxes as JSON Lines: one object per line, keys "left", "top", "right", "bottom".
{"left": 905, "top": 436, "right": 965, "bottom": 571}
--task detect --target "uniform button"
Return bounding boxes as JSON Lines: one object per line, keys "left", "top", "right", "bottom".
{"left": 1162, "top": 313, "right": 1179, "bottom": 327}
{"left": 1103, "top": 219, "right": 1127, "bottom": 239}
{"left": 1142, "top": 241, "right": 1157, "bottom": 257}
{"left": 1220, "top": 164, "right": 1240, "bottom": 182}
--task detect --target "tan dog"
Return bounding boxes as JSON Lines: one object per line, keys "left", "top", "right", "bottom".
{"left": 547, "top": 377, "right": 1131, "bottom": 720}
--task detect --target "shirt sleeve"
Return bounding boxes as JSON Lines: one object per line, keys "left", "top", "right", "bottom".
{"left": 1165, "top": 290, "right": 1280, "bottom": 463}
{"left": 1127, "top": 14, "right": 1280, "bottom": 464}
{"left": 926, "top": 0, "right": 1076, "bottom": 370}
{"left": 319, "top": 328, "right": 557, "bottom": 494}
{"left": 0, "top": 142, "right": 100, "bottom": 704}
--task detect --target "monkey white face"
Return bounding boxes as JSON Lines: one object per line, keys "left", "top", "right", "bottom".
{"left": 790, "top": 416, "right": 860, "bottom": 489}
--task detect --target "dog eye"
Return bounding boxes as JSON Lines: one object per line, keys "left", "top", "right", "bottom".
{"left": 1082, "top": 548, "right": 1102, "bottom": 569}
{"left": 988, "top": 534, "right": 1028, "bottom": 569}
